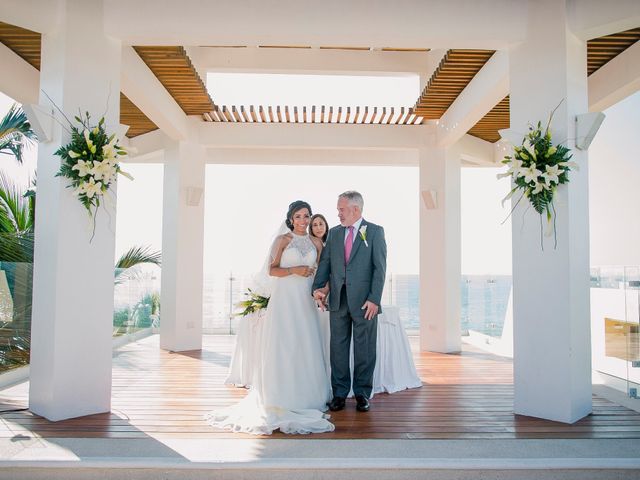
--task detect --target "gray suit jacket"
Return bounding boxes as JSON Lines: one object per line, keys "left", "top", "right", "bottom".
{"left": 313, "top": 219, "right": 387, "bottom": 316}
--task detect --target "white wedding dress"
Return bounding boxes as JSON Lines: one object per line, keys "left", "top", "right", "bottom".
{"left": 207, "top": 232, "right": 334, "bottom": 435}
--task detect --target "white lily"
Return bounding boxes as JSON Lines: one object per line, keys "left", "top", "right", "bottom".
{"left": 530, "top": 181, "right": 545, "bottom": 195}
{"left": 558, "top": 160, "right": 579, "bottom": 171}
{"left": 359, "top": 225, "right": 368, "bottom": 247}
{"left": 119, "top": 168, "right": 134, "bottom": 181}
{"left": 102, "top": 136, "right": 120, "bottom": 163}
{"left": 68, "top": 150, "right": 81, "bottom": 159}
{"left": 519, "top": 164, "right": 542, "bottom": 185}
{"left": 497, "top": 158, "right": 525, "bottom": 179}
{"left": 541, "top": 164, "right": 562, "bottom": 186}
{"left": 91, "top": 160, "right": 114, "bottom": 181}
{"left": 71, "top": 160, "right": 93, "bottom": 177}
{"left": 82, "top": 177, "right": 103, "bottom": 199}
{"left": 523, "top": 139, "right": 537, "bottom": 161}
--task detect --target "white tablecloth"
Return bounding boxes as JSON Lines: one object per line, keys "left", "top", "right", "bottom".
{"left": 226, "top": 306, "right": 422, "bottom": 397}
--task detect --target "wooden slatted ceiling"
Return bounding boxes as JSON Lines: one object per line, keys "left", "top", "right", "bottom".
{"left": 0, "top": 21, "right": 41, "bottom": 69}
{"left": 414, "top": 49, "right": 496, "bottom": 119}
{"left": 120, "top": 93, "right": 159, "bottom": 137}
{"left": 203, "top": 105, "right": 423, "bottom": 125}
{"left": 466, "top": 28, "right": 640, "bottom": 143}
{"left": 588, "top": 27, "right": 640, "bottom": 75}
{"left": 133, "top": 46, "right": 215, "bottom": 115}
{"left": 0, "top": 22, "right": 158, "bottom": 138}
{"left": 466, "top": 96, "right": 510, "bottom": 143}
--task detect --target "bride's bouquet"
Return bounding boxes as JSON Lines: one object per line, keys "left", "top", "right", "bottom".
{"left": 235, "top": 288, "right": 269, "bottom": 317}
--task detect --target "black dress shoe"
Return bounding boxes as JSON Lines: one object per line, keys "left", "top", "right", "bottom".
{"left": 328, "top": 396, "right": 346, "bottom": 412}
{"left": 355, "top": 395, "right": 370, "bottom": 412}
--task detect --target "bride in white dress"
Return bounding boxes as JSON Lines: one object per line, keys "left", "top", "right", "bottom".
{"left": 207, "top": 201, "right": 334, "bottom": 435}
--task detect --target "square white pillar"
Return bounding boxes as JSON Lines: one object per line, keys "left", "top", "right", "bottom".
{"left": 419, "top": 145, "right": 461, "bottom": 353}
{"left": 160, "top": 140, "right": 206, "bottom": 352}
{"left": 29, "top": 0, "right": 121, "bottom": 421}
{"left": 509, "top": 0, "right": 592, "bottom": 423}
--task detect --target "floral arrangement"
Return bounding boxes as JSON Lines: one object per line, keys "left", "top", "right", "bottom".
{"left": 54, "top": 112, "right": 133, "bottom": 235}
{"left": 235, "top": 288, "right": 270, "bottom": 317}
{"left": 498, "top": 108, "right": 577, "bottom": 247}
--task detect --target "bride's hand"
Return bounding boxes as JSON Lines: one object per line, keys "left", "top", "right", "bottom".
{"left": 292, "top": 265, "right": 315, "bottom": 277}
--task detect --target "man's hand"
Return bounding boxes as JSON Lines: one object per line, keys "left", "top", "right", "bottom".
{"left": 361, "top": 301, "right": 379, "bottom": 321}
{"left": 313, "top": 288, "right": 328, "bottom": 311}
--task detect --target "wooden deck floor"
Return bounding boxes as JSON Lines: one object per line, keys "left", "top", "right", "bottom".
{"left": 1, "top": 334, "right": 640, "bottom": 440}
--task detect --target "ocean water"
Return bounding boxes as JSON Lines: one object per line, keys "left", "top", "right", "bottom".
{"left": 203, "top": 273, "right": 513, "bottom": 337}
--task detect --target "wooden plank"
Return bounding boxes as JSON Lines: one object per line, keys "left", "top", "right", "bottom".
{"left": 240, "top": 106, "right": 250, "bottom": 122}
{"left": 133, "top": 46, "right": 214, "bottom": 115}
{"left": 231, "top": 106, "right": 242, "bottom": 122}
{"left": 2, "top": 334, "right": 638, "bottom": 441}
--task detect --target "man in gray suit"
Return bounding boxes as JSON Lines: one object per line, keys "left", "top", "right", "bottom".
{"left": 313, "top": 191, "right": 387, "bottom": 412}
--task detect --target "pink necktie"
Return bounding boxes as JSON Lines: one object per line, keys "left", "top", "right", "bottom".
{"left": 344, "top": 226, "right": 354, "bottom": 264}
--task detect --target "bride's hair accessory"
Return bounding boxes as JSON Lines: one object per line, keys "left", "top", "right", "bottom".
{"left": 285, "top": 200, "right": 312, "bottom": 230}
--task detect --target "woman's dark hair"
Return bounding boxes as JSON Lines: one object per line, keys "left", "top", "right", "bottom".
{"left": 309, "top": 213, "right": 329, "bottom": 243}
{"left": 285, "top": 200, "right": 313, "bottom": 230}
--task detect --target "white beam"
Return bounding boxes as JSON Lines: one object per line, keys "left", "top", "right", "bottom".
{"left": 455, "top": 134, "right": 499, "bottom": 167}
{"left": 120, "top": 46, "right": 189, "bottom": 141}
{"left": 207, "top": 147, "right": 418, "bottom": 166}
{"left": 0, "top": 0, "right": 60, "bottom": 33}
{"left": 569, "top": 0, "right": 640, "bottom": 40}
{"left": 0, "top": 42, "right": 39, "bottom": 104}
{"left": 589, "top": 40, "right": 640, "bottom": 112}
{"left": 125, "top": 129, "right": 170, "bottom": 163}
{"left": 437, "top": 51, "right": 509, "bottom": 148}
{"left": 197, "top": 122, "right": 432, "bottom": 150}
{"left": 104, "top": 0, "right": 527, "bottom": 49}
{"left": 188, "top": 46, "right": 433, "bottom": 75}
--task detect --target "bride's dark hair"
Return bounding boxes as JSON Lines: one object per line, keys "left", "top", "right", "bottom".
{"left": 285, "top": 200, "right": 313, "bottom": 230}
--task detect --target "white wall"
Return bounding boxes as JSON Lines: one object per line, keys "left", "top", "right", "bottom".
{"left": 589, "top": 91, "right": 640, "bottom": 267}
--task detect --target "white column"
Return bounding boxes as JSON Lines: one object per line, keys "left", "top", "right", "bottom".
{"left": 509, "top": 0, "right": 592, "bottom": 423}
{"left": 419, "top": 144, "right": 461, "bottom": 353}
{"left": 29, "top": 0, "right": 121, "bottom": 421}
{"left": 160, "top": 139, "right": 206, "bottom": 352}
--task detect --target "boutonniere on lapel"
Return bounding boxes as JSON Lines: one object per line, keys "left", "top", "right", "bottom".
{"left": 359, "top": 225, "right": 368, "bottom": 247}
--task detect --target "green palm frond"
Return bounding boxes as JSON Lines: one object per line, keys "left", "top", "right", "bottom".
{"left": 115, "top": 245, "right": 161, "bottom": 269}
{"left": 114, "top": 246, "right": 161, "bottom": 284}
{"left": 0, "top": 232, "right": 33, "bottom": 262}
{"left": 0, "top": 104, "right": 37, "bottom": 164}
{"left": 0, "top": 171, "right": 34, "bottom": 234}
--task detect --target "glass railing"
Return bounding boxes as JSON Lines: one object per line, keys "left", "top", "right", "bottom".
{"left": 591, "top": 265, "right": 640, "bottom": 398}
{"left": 0, "top": 261, "right": 33, "bottom": 373}
{"left": 202, "top": 272, "right": 514, "bottom": 338}
{"left": 113, "top": 265, "right": 161, "bottom": 336}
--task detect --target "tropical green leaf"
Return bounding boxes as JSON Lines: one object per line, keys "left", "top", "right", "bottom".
{"left": 0, "top": 104, "right": 37, "bottom": 164}
{"left": 115, "top": 245, "right": 162, "bottom": 270}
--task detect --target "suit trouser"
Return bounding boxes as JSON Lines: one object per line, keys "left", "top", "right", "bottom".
{"left": 330, "top": 285, "right": 378, "bottom": 399}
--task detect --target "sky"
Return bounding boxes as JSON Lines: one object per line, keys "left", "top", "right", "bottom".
{"left": 2, "top": 77, "right": 638, "bottom": 277}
